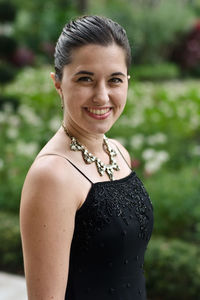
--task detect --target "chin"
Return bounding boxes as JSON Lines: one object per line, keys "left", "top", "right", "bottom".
{"left": 86, "top": 123, "right": 112, "bottom": 135}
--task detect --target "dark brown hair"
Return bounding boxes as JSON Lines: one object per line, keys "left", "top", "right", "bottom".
{"left": 54, "top": 15, "right": 131, "bottom": 81}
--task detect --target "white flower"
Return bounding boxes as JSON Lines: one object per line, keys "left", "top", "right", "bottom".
{"left": 144, "top": 160, "right": 161, "bottom": 173}
{"left": 0, "top": 158, "right": 4, "bottom": 170}
{"left": 18, "top": 104, "right": 42, "bottom": 126}
{"left": 0, "top": 24, "right": 13, "bottom": 35}
{"left": 130, "top": 134, "right": 144, "bottom": 149}
{"left": 142, "top": 148, "right": 156, "bottom": 160}
{"left": 156, "top": 151, "right": 169, "bottom": 163}
{"left": 0, "top": 112, "right": 6, "bottom": 123}
{"left": 142, "top": 148, "right": 169, "bottom": 173}
{"left": 49, "top": 116, "right": 61, "bottom": 131}
{"left": 16, "top": 141, "right": 38, "bottom": 157}
{"left": 3, "top": 103, "right": 13, "bottom": 113}
{"left": 147, "top": 133, "right": 167, "bottom": 145}
{"left": 177, "top": 106, "right": 186, "bottom": 118}
{"left": 191, "top": 145, "right": 200, "bottom": 156}
{"left": 8, "top": 115, "right": 20, "bottom": 127}
{"left": 132, "top": 113, "right": 144, "bottom": 127}
{"left": 7, "top": 127, "right": 19, "bottom": 139}
{"left": 119, "top": 116, "right": 133, "bottom": 127}
{"left": 190, "top": 116, "right": 199, "bottom": 129}
{"left": 159, "top": 102, "right": 173, "bottom": 117}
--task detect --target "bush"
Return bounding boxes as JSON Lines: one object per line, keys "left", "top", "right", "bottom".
{"left": 89, "top": 0, "right": 195, "bottom": 64}
{"left": 0, "top": 1, "right": 17, "bottom": 23}
{"left": 132, "top": 63, "right": 180, "bottom": 81}
{"left": 109, "top": 79, "right": 200, "bottom": 175}
{"left": 171, "top": 20, "right": 200, "bottom": 76}
{"left": 145, "top": 237, "right": 200, "bottom": 299}
{"left": 0, "top": 211, "right": 23, "bottom": 274}
{"left": 143, "top": 166, "right": 200, "bottom": 242}
{"left": 0, "top": 62, "right": 17, "bottom": 84}
{"left": 14, "top": 0, "right": 78, "bottom": 59}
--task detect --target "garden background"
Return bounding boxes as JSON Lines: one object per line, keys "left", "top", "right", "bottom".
{"left": 0, "top": 0, "right": 200, "bottom": 299}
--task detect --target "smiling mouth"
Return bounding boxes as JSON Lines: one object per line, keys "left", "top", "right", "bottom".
{"left": 86, "top": 107, "right": 111, "bottom": 115}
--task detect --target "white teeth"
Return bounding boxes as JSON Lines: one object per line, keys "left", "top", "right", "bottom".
{"left": 87, "top": 108, "right": 110, "bottom": 115}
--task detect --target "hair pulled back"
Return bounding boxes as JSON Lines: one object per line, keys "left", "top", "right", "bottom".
{"left": 54, "top": 15, "right": 131, "bottom": 81}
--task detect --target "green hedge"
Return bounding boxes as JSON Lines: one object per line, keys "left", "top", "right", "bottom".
{"left": 132, "top": 63, "right": 180, "bottom": 81}
{"left": 0, "top": 212, "right": 23, "bottom": 274}
{"left": 145, "top": 237, "right": 200, "bottom": 299}
{"left": 89, "top": 0, "right": 195, "bottom": 65}
{"left": 143, "top": 165, "right": 200, "bottom": 242}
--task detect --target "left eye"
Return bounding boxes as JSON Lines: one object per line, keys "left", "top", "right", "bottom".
{"left": 110, "top": 78, "right": 123, "bottom": 83}
{"left": 77, "top": 77, "right": 92, "bottom": 82}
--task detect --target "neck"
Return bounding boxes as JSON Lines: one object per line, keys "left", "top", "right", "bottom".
{"left": 61, "top": 121, "right": 106, "bottom": 155}
{"left": 60, "top": 120, "right": 120, "bottom": 181}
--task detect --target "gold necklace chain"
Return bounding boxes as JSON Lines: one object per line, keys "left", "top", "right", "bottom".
{"left": 62, "top": 122, "right": 120, "bottom": 181}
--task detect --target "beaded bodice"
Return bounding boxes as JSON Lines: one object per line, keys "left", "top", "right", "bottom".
{"left": 65, "top": 171, "right": 154, "bottom": 300}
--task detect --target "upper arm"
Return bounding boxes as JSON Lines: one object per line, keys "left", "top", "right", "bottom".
{"left": 20, "top": 159, "right": 77, "bottom": 300}
{"left": 110, "top": 138, "right": 132, "bottom": 168}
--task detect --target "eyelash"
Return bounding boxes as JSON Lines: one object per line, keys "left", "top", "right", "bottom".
{"left": 110, "top": 78, "right": 123, "bottom": 83}
{"left": 77, "top": 77, "right": 123, "bottom": 83}
{"left": 77, "top": 77, "right": 92, "bottom": 82}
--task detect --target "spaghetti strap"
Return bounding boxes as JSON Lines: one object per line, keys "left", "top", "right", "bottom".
{"left": 110, "top": 142, "right": 132, "bottom": 170}
{"left": 66, "top": 159, "right": 93, "bottom": 184}
{"left": 37, "top": 153, "right": 93, "bottom": 184}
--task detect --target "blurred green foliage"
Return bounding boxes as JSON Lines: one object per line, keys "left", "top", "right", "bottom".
{"left": 132, "top": 62, "right": 181, "bottom": 81}
{"left": 145, "top": 166, "right": 200, "bottom": 242}
{"left": 8, "top": 0, "right": 197, "bottom": 67}
{"left": 89, "top": 0, "right": 195, "bottom": 64}
{"left": 0, "top": 212, "right": 23, "bottom": 273}
{"left": 13, "top": 0, "right": 78, "bottom": 61}
{"left": 145, "top": 237, "right": 200, "bottom": 299}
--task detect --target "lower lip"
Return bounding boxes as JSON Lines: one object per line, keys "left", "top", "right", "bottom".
{"left": 84, "top": 108, "right": 112, "bottom": 120}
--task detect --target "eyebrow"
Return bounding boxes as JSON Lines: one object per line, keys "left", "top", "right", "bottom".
{"left": 74, "top": 70, "right": 126, "bottom": 77}
{"left": 74, "top": 70, "right": 94, "bottom": 76}
{"left": 111, "top": 72, "right": 126, "bottom": 77}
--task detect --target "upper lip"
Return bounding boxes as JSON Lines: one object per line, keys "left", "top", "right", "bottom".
{"left": 85, "top": 106, "right": 112, "bottom": 109}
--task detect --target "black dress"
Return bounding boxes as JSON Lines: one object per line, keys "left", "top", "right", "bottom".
{"left": 62, "top": 151, "right": 154, "bottom": 300}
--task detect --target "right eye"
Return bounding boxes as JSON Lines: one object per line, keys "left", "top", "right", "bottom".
{"left": 77, "top": 76, "right": 93, "bottom": 82}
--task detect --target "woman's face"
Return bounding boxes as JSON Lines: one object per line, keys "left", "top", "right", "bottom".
{"left": 56, "top": 43, "right": 129, "bottom": 135}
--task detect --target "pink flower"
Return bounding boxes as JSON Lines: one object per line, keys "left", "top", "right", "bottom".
{"left": 131, "top": 158, "right": 141, "bottom": 169}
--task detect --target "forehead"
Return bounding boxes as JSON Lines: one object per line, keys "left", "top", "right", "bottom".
{"left": 63, "top": 44, "right": 127, "bottom": 76}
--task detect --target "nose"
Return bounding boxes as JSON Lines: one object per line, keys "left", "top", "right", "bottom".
{"left": 92, "top": 82, "right": 110, "bottom": 105}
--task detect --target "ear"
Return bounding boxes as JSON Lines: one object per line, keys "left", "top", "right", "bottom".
{"left": 50, "top": 72, "right": 63, "bottom": 98}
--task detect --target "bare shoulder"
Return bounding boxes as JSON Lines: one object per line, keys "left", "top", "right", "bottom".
{"left": 21, "top": 155, "right": 78, "bottom": 211}
{"left": 109, "top": 138, "right": 132, "bottom": 167}
{"left": 20, "top": 155, "right": 77, "bottom": 299}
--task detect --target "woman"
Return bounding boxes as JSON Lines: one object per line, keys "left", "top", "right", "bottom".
{"left": 20, "top": 15, "right": 154, "bottom": 300}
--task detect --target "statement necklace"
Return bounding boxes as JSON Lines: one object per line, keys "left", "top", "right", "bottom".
{"left": 62, "top": 123, "right": 120, "bottom": 181}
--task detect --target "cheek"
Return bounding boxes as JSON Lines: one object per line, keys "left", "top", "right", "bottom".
{"left": 113, "top": 88, "right": 127, "bottom": 106}
{"left": 69, "top": 87, "right": 92, "bottom": 102}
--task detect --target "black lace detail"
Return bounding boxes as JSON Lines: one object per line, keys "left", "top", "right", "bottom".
{"left": 73, "top": 171, "right": 153, "bottom": 252}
